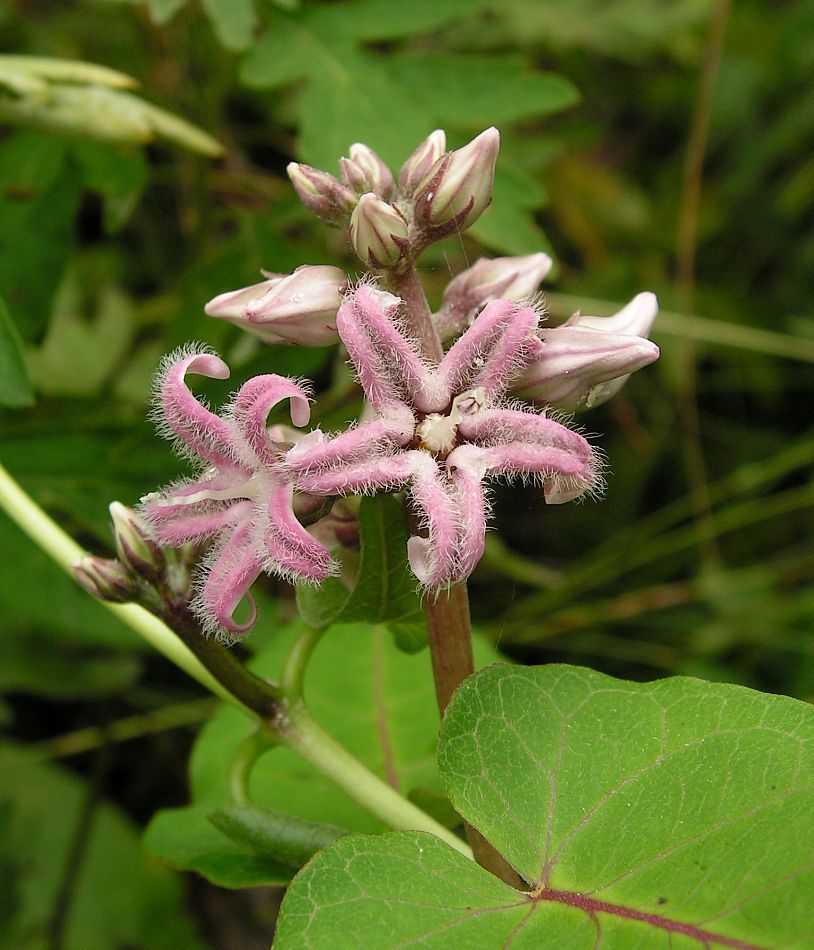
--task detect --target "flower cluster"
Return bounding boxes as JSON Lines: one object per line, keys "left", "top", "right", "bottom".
{"left": 136, "top": 128, "right": 659, "bottom": 638}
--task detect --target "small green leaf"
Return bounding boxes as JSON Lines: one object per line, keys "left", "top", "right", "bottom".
{"left": 0, "top": 296, "right": 33, "bottom": 407}
{"left": 201, "top": 0, "right": 258, "bottom": 51}
{"left": 276, "top": 667, "right": 814, "bottom": 947}
{"left": 144, "top": 805, "right": 292, "bottom": 887}
{"left": 208, "top": 806, "right": 349, "bottom": 867}
{"left": 297, "top": 494, "right": 420, "bottom": 627}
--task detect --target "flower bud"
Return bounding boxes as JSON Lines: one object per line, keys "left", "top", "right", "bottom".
{"left": 397, "top": 129, "right": 446, "bottom": 198}
{"left": 349, "top": 193, "right": 410, "bottom": 267}
{"left": 286, "top": 162, "right": 356, "bottom": 227}
{"left": 109, "top": 501, "right": 165, "bottom": 581}
{"left": 514, "top": 295, "right": 660, "bottom": 410}
{"left": 73, "top": 555, "right": 136, "bottom": 603}
{"left": 340, "top": 143, "right": 394, "bottom": 199}
{"left": 414, "top": 127, "right": 500, "bottom": 233}
{"left": 205, "top": 265, "right": 346, "bottom": 346}
{"left": 435, "top": 253, "right": 553, "bottom": 339}
{"left": 567, "top": 291, "right": 658, "bottom": 338}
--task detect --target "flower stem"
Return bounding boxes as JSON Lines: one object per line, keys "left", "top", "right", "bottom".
{"left": 425, "top": 581, "right": 524, "bottom": 889}
{"left": 385, "top": 264, "right": 443, "bottom": 362}
{"left": 281, "top": 699, "right": 471, "bottom": 857}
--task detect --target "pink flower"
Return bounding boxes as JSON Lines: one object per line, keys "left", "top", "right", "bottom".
{"left": 279, "top": 286, "right": 601, "bottom": 588}
{"left": 141, "top": 347, "right": 335, "bottom": 638}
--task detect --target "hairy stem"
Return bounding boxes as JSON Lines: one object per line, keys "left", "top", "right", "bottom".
{"left": 425, "top": 582, "right": 524, "bottom": 888}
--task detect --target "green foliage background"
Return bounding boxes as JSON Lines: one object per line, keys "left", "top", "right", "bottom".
{"left": 1, "top": 0, "right": 812, "bottom": 946}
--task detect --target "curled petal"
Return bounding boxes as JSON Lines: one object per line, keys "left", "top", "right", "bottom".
{"left": 337, "top": 286, "right": 443, "bottom": 413}
{"left": 448, "top": 442, "right": 599, "bottom": 505}
{"left": 406, "top": 453, "right": 459, "bottom": 587}
{"left": 438, "top": 300, "right": 539, "bottom": 398}
{"left": 195, "top": 522, "right": 262, "bottom": 638}
{"left": 230, "top": 374, "right": 311, "bottom": 466}
{"left": 155, "top": 349, "right": 235, "bottom": 466}
{"left": 457, "top": 407, "right": 593, "bottom": 462}
{"left": 261, "top": 481, "right": 335, "bottom": 581}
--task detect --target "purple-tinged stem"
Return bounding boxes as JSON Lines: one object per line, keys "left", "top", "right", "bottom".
{"left": 384, "top": 263, "right": 444, "bottom": 363}
{"left": 425, "top": 583, "right": 524, "bottom": 890}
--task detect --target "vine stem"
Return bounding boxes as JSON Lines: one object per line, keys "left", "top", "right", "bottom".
{"left": 0, "top": 460, "right": 238, "bottom": 709}
{"left": 0, "top": 461, "right": 468, "bottom": 851}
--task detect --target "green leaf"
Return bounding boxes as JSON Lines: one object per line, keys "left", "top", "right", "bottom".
{"left": 201, "top": 0, "right": 258, "bottom": 51}
{"left": 144, "top": 805, "right": 293, "bottom": 887}
{"left": 0, "top": 747, "right": 205, "bottom": 950}
{"left": 385, "top": 53, "right": 579, "bottom": 128}
{"left": 145, "top": 624, "right": 502, "bottom": 887}
{"left": 296, "top": 494, "right": 421, "bottom": 628}
{"left": 208, "top": 806, "right": 349, "bottom": 867}
{"left": 276, "top": 666, "right": 814, "bottom": 947}
{"left": 0, "top": 295, "right": 33, "bottom": 407}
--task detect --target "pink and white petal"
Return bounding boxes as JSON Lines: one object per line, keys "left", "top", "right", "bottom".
{"left": 454, "top": 442, "right": 600, "bottom": 504}
{"left": 261, "top": 481, "right": 335, "bottom": 581}
{"left": 439, "top": 300, "right": 539, "bottom": 398}
{"left": 406, "top": 452, "right": 459, "bottom": 587}
{"left": 457, "top": 407, "right": 594, "bottom": 461}
{"left": 147, "top": 498, "right": 252, "bottom": 545}
{"left": 283, "top": 414, "right": 415, "bottom": 474}
{"left": 292, "top": 454, "right": 416, "bottom": 495}
{"left": 195, "top": 522, "right": 262, "bottom": 638}
{"left": 449, "top": 463, "right": 489, "bottom": 581}
{"left": 337, "top": 286, "right": 442, "bottom": 413}
{"left": 230, "top": 374, "right": 311, "bottom": 466}
{"left": 155, "top": 349, "right": 235, "bottom": 467}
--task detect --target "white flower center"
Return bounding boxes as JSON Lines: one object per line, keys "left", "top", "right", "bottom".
{"left": 415, "top": 388, "right": 485, "bottom": 455}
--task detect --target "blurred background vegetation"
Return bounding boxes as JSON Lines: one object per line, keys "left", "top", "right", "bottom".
{"left": 1, "top": 0, "right": 813, "bottom": 946}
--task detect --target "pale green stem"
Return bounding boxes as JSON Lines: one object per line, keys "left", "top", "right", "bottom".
{"left": 0, "top": 461, "right": 242, "bottom": 711}
{"left": 0, "top": 461, "right": 470, "bottom": 851}
{"left": 228, "top": 729, "right": 277, "bottom": 807}
{"left": 281, "top": 701, "right": 472, "bottom": 858}
{"left": 280, "top": 623, "right": 329, "bottom": 700}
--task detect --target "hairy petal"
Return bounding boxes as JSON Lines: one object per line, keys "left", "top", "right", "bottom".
{"left": 230, "top": 374, "right": 311, "bottom": 466}
{"left": 261, "top": 481, "right": 335, "bottom": 581}
{"left": 337, "top": 286, "right": 442, "bottom": 413}
{"left": 292, "top": 453, "right": 416, "bottom": 496}
{"left": 438, "top": 299, "right": 539, "bottom": 398}
{"left": 450, "top": 442, "right": 598, "bottom": 504}
{"left": 195, "top": 521, "right": 262, "bottom": 638}
{"left": 406, "top": 452, "right": 459, "bottom": 587}
{"left": 147, "top": 495, "right": 252, "bottom": 546}
{"left": 155, "top": 349, "right": 235, "bottom": 467}
{"left": 283, "top": 414, "right": 414, "bottom": 476}
{"left": 457, "top": 407, "right": 593, "bottom": 461}
{"left": 448, "top": 462, "right": 489, "bottom": 581}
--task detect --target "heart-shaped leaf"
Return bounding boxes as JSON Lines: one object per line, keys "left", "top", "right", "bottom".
{"left": 275, "top": 665, "right": 814, "bottom": 948}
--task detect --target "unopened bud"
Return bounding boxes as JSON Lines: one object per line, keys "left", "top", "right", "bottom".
{"left": 398, "top": 129, "right": 446, "bottom": 198}
{"left": 567, "top": 291, "right": 658, "bottom": 338}
{"left": 349, "top": 193, "right": 410, "bottom": 267}
{"left": 287, "top": 162, "right": 356, "bottom": 227}
{"left": 514, "top": 295, "right": 660, "bottom": 410}
{"left": 340, "top": 144, "right": 394, "bottom": 199}
{"left": 414, "top": 127, "right": 500, "bottom": 233}
{"left": 205, "top": 265, "right": 346, "bottom": 346}
{"left": 73, "top": 555, "right": 136, "bottom": 603}
{"left": 109, "top": 502, "right": 165, "bottom": 580}
{"left": 435, "top": 253, "right": 553, "bottom": 339}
